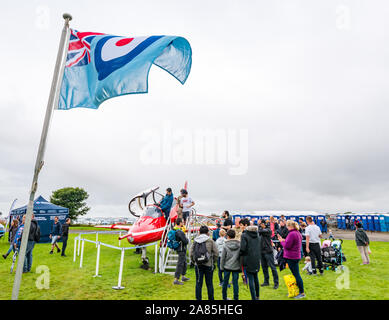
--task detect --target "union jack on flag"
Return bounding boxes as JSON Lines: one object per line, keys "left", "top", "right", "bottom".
{"left": 66, "top": 29, "right": 104, "bottom": 67}
{"left": 59, "top": 28, "right": 192, "bottom": 110}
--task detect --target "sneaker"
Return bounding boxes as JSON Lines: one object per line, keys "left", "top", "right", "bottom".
{"left": 273, "top": 284, "right": 279, "bottom": 290}
{"left": 261, "top": 283, "right": 269, "bottom": 287}
{"left": 2, "top": 254, "right": 7, "bottom": 259}
{"left": 57, "top": 248, "right": 61, "bottom": 253}
{"left": 294, "top": 293, "right": 306, "bottom": 299}
{"left": 181, "top": 276, "right": 190, "bottom": 282}
{"left": 173, "top": 280, "right": 184, "bottom": 285}
{"left": 49, "top": 251, "right": 53, "bottom": 254}
{"left": 61, "top": 254, "right": 67, "bottom": 257}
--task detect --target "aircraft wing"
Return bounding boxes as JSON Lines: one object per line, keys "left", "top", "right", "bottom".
{"left": 94, "top": 224, "right": 132, "bottom": 231}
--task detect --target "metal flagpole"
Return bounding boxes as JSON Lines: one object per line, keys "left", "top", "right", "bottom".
{"left": 11, "top": 13, "right": 72, "bottom": 300}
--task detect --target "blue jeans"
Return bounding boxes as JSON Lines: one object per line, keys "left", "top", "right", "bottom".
{"left": 195, "top": 265, "right": 214, "bottom": 300}
{"left": 286, "top": 258, "right": 304, "bottom": 294}
{"left": 246, "top": 271, "right": 260, "bottom": 300}
{"left": 6, "top": 243, "right": 15, "bottom": 256}
{"left": 24, "top": 241, "right": 35, "bottom": 272}
{"left": 222, "top": 271, "right": 239, "bottom": 300}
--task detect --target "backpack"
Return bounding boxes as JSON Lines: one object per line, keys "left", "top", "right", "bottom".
{"left": 167, "top": 229, "right": 180, "bottom": 250}
{"left": 193, "top": 241, "right": 210, "bottom": 265}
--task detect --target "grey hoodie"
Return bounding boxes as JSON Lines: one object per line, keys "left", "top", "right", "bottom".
{"left": 190, "top": 234, "right": 219, "bottom": 267}
{"left": 220, "top": 239, "right": 241, "bottom": 272}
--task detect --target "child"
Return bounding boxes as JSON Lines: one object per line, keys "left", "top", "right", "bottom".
{"left": 220, "top": 229, "right": 241, "bottom": 300}
{"left": 216, "top": 229, "right": 227, "bottom": 286}
{"left": 302, "top": 256, "right": 312, "bottom": 275}
{"left": 328, "top": 229, "right": 334, "bottom": 240}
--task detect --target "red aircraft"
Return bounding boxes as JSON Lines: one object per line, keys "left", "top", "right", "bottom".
{"left": 95, "top": 183, "right": 217, "bottom": 269}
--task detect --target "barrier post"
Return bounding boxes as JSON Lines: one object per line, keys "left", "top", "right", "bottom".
{"left": 77, "top": 233, "right": 81, "bottom": 256}
{"left": 112, "top": 248, "right": 125, "bottom": 290}
{"left": 96, "top": 232, "right": 98, "bottom": 248}
{"left": 93, "top": 241, "right": 101, "bottom": 277}
{"left": 119, "top": 232, "right": 122, "bottom": 247}
{"left": 79, "top": 239, "right": 85, "bottom": 268}
{"left": 73, "top": 236, "right": 77, "bottom": 262}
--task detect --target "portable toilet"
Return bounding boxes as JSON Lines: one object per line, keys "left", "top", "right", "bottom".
{"left": 385, "top": 214, "right": 389, "bottom": 232}
{"left": 373, "top": 215, "right": 381, "bottom": 232}
{"left": 251, "top": 216, "right": 259, "bottom": 225}
{"left": 379, "top": 214, "right": 387, "bottom": 232}
{"left": 367, "top": 215, "right": 374, "bottom": 231}
{"left": 263, "top": 215, "right": 270, "bottom": 221}
{"left": 355, "top": 214, "right": 362, "bottom": 227}
{"left": 289, "top": 215, "right": 297, "bottom": 222}
{"left": 298, "top": 215, "right": 306, "bottom": 223}
{"left": 341, "top": 215, "right": 346, "bottom": 229}
{"left": 361, "top": 215, "right": 368, "bottom": 230}
{"left": 337, "top": 215, "right": 342, "bottom": 229}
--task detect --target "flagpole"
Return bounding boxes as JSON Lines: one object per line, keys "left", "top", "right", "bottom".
{"left": 11, "top": 13, "right": 72, "bottom": 300}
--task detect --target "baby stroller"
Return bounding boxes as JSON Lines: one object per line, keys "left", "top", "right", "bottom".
{"left": 321, "top": 238, "right": 346, "bottom": 271}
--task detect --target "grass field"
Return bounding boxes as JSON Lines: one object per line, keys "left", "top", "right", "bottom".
{"left": 0, "top": 231, "right": 388, "bottom": 300}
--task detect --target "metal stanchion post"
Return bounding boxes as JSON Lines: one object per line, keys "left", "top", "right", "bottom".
{"left": 93, "top": 241, "right": 101, "bottom": 277}
{"left": 79, "top": 239, "right": 85, "bottom": 268}
{"left": 73, "top": 237, "right": 77, "bottom": 262}
{"left": 154, "top": 243, "right": 158, "bottom": 274}
{"left": 96, "top": 232, "right": 98, "bottom": 248}
{"left": 77, "top": 233, "right": 81, "bottom": 256}
{"left": 112, "top": 248, "right": 125, "bottom": 290}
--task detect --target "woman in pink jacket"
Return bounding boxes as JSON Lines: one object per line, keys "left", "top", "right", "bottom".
{"left": 277, "top": 220, "right": 305, "bottom": 299}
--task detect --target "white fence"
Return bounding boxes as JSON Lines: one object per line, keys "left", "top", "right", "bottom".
{"left": 73, "top": 231, "right": 158, "bottom": 290}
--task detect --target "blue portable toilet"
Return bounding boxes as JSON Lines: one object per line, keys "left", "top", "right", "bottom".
{"left": 373, "top": 215, "right": 381, "bottom": 232}
{"left": 9, "top": 195, "right": 69, "bottom": 243}
{"left": 378, "top": 214, "right": 386, "bottom": 232}
{"left": 263, "top": 215, "right": 270, "bottom": 221}
{"left": 298, "top": 215, "right": 306, "bottom": 223}
{"left": 341, "top": 215, "right": 346, "bottom": 229}
{"left": 289, "top": 215, "right": 297, "bottom": 222}
{"left": 232, "top": 214, "right": 241, "bottom": 225}
{"left": 251, "top": 216, "right": 259, "bottom": 225}
{"left": 367, "top": 215, "right": 374, "bottom": 231}
{"left": 361, "top": 215, "right": 368, "bottom": 230}
{"left": 337, "top": 215, "right": 342, "bottom": 229}
{"left": 385, "top": 214, "right": 389, "bottom": 232}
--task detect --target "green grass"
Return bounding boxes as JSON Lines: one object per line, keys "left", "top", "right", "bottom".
{"left": 0, "top": 232, "right": 388, "bottom": 300}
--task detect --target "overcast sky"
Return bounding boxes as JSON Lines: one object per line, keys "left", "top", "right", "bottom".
{"left": 1, "top": 0, "right": 389, "bottom": 217}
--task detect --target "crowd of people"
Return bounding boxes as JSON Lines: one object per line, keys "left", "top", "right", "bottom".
{"left": 170, "top": 209, "right": 373, "bottom": 300}
{"left": 2, "top": 215, "right": 71, "bottom": 273}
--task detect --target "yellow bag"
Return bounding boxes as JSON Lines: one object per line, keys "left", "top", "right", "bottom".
{"left": 284, "top": 275, "right": 299, "bottom": 298}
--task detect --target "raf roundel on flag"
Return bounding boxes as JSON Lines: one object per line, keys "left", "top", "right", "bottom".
{"left": 58, "top": 29, "right": 192, "bottom": 110}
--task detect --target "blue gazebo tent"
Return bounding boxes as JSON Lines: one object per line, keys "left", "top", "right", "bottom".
{"left": 9, "top": 195, "right": 69, "bottom": 243}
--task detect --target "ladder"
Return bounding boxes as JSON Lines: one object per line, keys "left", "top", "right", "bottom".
{"left": 159, "top": 210, "right": 195, "bottom": 275}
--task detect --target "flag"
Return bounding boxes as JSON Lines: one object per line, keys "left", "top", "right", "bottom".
{"left": 58, "top": 29, "right": 192, "bottom": 110}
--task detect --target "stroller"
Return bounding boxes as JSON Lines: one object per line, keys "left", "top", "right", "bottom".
{"left": 321, "top": 238, "right": 346, "bottom": 271}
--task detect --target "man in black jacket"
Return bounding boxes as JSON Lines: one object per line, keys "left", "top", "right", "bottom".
{"left": 24, "top": 214, "right": 39, "bottom": 273}
{"left": 173, "top": 218, "right": 189, "bottom": 285}
{"left": 258, "top": 219, "right": 279, "bottom": 289}
{"left": 61, "top": 218, "right": 71, "bottom": 257}
{"left": 240, "top": 218, "right": 261, "bottom": 300}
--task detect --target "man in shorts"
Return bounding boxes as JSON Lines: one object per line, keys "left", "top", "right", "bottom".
{"left": 49, "top": 216, "right": 62, "bottom": 254}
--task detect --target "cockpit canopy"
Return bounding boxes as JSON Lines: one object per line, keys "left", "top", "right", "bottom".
{"left": 143, "top": 206, "right": 163, "bottom": 219}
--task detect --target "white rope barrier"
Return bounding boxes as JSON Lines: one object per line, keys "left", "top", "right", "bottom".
{"left": 73, "top": 231, "right": 158, "bottom": 290}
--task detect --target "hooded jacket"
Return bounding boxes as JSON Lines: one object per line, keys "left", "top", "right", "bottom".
{"left": 174, "top": 226, "right": 188, "bottom": 252}
{"left": 159, "top": 193, "right": 174, "bottom": 214}
{"left": 355, "top": 228, "right": 369, "bottom": 246}
{"left": 220, "top": 239, "right": 241, "bottom": 272}
{"left": 215, "top": 236, "right": 226, "bottom": 256}
{"left": 240, "top": 226, "right": 261, "bottom": 273}
{"left": 190, "top": 234, "right": 218, "bottom": 267}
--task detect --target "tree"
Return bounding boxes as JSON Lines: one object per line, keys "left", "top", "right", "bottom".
{"left": 50, "top": 187, "right": 90, "bottom": 220}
